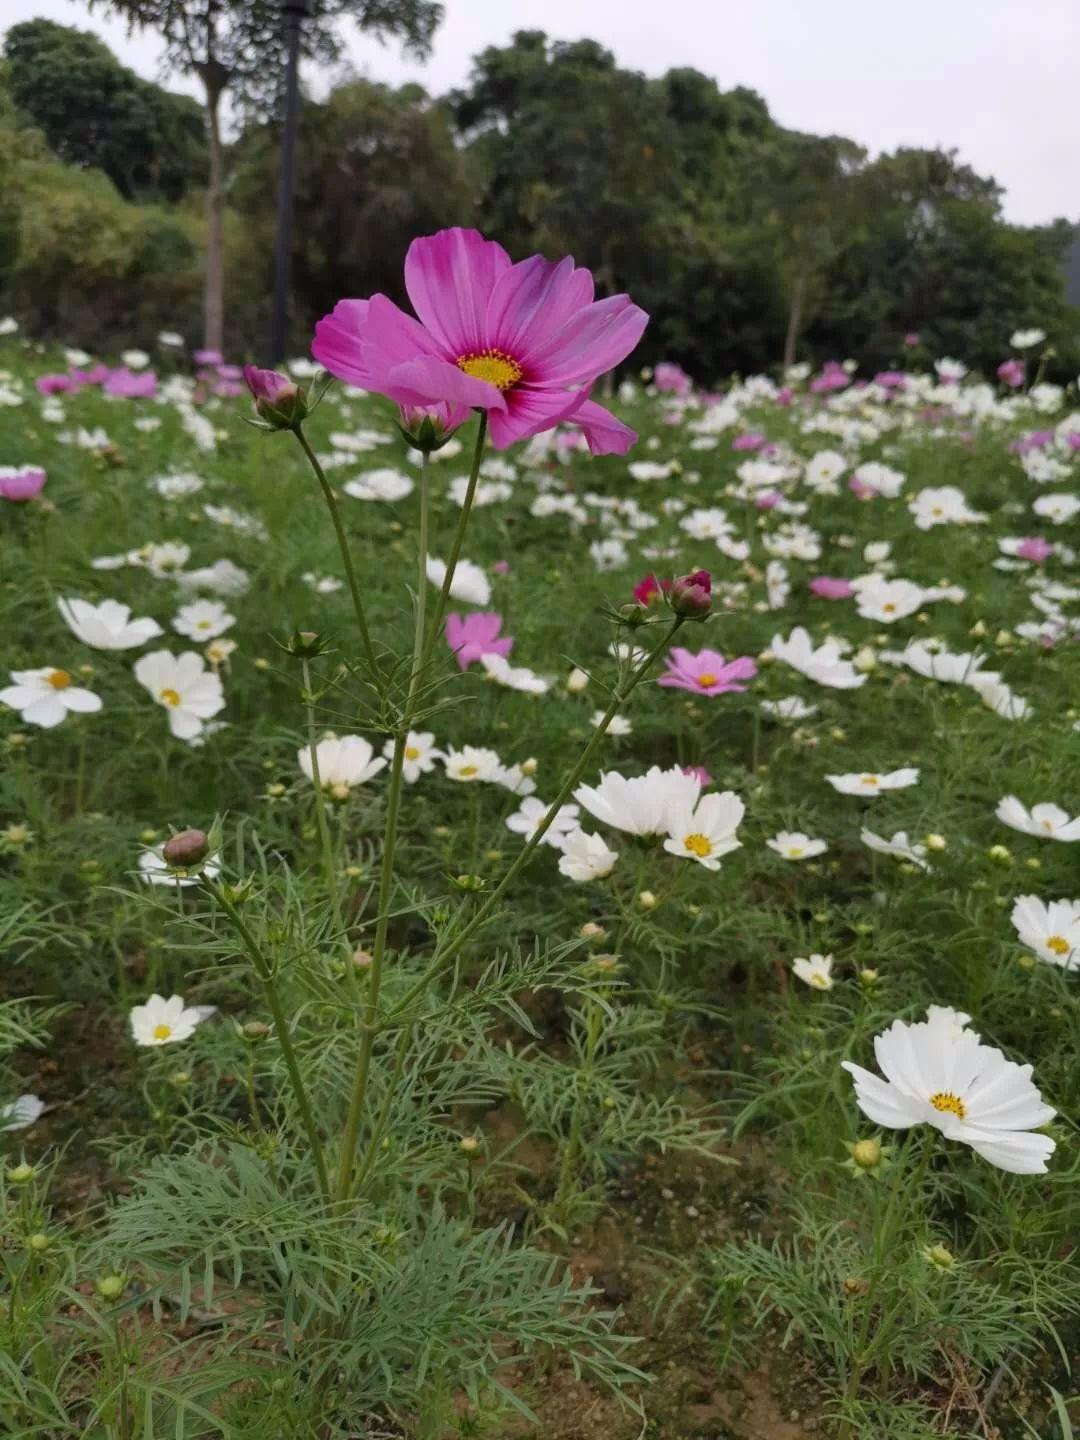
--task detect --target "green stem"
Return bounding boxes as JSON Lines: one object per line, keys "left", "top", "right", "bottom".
{"left": 386, "top": 617, "right": 684, "bottom": 1026}
{"left": 301, "top": 657, "right": 349, "bottom": 960}
{"left": 419, "top": 412, "right": 487, "bottom": 674}
{"left": 292, "top": 426, "right": 377, "bottom": 673}
{"left": 332, "top": 452, "right": 433, "bottom": 1205}
{"left": 206, "top": 881, "right": 331, "bottom": 1201}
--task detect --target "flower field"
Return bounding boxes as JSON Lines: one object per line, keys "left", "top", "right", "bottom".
{"left": 1, "top": 237, "right": 1078, "bottom": 1438}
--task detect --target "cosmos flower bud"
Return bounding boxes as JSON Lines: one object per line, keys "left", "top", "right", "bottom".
{"left": 924, "top": 1243, "right": 955, "bottom": 1271}
{"left": 162, "top": 828, "right": 209, "bottom": 867}
{"left": 850, "top": 1138, "right": 882, "bottom": 1170}
{"left": 396, "top": 402, "right": 467, "bottom": 454}
{"left": 617, "top": 602, "right": 650, "bottom": 628}
{"left": 7, "top": 1162, "right": 35, "bottom": 1185}
{"left": 27, "top": 1232, "right": 50, "bottom": 1252}
{"left": 459, "top": 1136, "right": 481, "bottom": 1154}
{"left": 96, "top": 1274, "right": 126, "bottom": 1301}
{"left": 566, "top": 667, "right": 589, "bottom": 694}
{"left": 242, "top": 365, "right": 308, "bottom": 429}
{"left": 242, "top": 1020, "right": 270, "bottom": 1041}
{"left": 669, "top": 570, "right": 712, "bottom": 620}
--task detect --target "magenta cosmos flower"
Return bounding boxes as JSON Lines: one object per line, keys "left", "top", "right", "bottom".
{"left": 445, "top": 612, "right": 513, "bottom": 670}
{"left": 312, "top": 227, "right": 648, "bottom": 454}
{"left": 810, "top": 576, "right": 854, "bottom": 599}
{"left": 0, "top": 465, "right": 46, "bottom": 501}
{"left": 658, "top": 647, "right": 757, "bottom": 696}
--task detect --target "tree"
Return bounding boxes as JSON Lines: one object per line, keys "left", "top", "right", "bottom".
{"left": 3, "top": 20, "right": 205, "bottom": 203}
{"left": 87, "top": 0, "right": 442, "bottom": 351}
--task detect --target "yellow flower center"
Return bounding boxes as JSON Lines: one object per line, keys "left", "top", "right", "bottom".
{"left": 882, "top": 603, "right": 897, "bottom": 614}
{"left": 152, "top": 1023, "right": 173, "bottom": 1041}
{"left": 931, "top": 507, "right": 944, "bottom": 517}
{"left": 683, "top": 832, "right": 713, "bottom": 858}
{"left": 861, "top": 775, "right": 880, "bottom": 786}
{"left": 47, "top": 669, "right": 72, "bottom": 690}
{"left": 697, "top": 673, "right": 718, "bottom": 687}
{"left": 458, "top": 764, "right": 479, "bottom": 778}
{"left": 1046, "top": 934, "right": 1071, "bottom": 955}
{"left": 405, "top": 746, "right": 420, "bottom": 761}
{"left": 457, "top": 348, "right": 523, "bottom": 391}
{"left": 196, "top": 620, "right": 212, "bottom": 630}
{"left": 159, "top": 687, "right": 181, "bottom": 707}
{"left": 787, "top": 846, "right": 804, "bottom": 858}
{"left": 929, "top": 1091, "right": 966, "bottom": 1118}
{"left": 809, "top": 972, "right": 829, "bottom": 988}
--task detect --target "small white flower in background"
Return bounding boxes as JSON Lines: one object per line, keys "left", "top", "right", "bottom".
{"left": 343, "top": 468, "right": 414, "bottom": 502}
{"left": 141, "top": 541, "right": 191, "bottom": 577}
{"left": 842, "top": 1015, "right": 1055, "bottom": 1174}
{"left": 0, "top": 1094, "right": 44, "bottom": 1132}
{"left": 158, "top": 330, "right": 184, "bottom": 348}
{"left": 480, "top": 654, "right": 552, "bottom": 694}
{"left": 793, "top": 953, "right": 834, "bottom": 990}
{"left": 971, "top": 677, "right": 1031, "bottom": 721}
{"left": 151, "top": 472, "right": 204, "bottom": 499}
{"left": 853, "top": 577, "right": 925, "bottom": 623}
{"left": 1010, "top": 328, "right": 1046, "bottom": 349}
{"left": 134, "top": 417, "right": 161, "bottom": 433}
{"left": 1030, "top": 382, "right": 1064, "bottom": 413}
{"left": 121, "top": 349, "right": 150, "bottom": 370}
{"left": 426, "top": 556, "right": 490, "bottom": 606}
{"left": 0, "top": 316, "right": 19, "bottom": 335}
{"left": 591, "top": 711, "right": 632, "bottom": 736}
{"left": 996, "top": 797, "right": 1080, "bottom": 842}
{"left": 205, "top": 637, "right": 237, "bottom": 667}
{"left": 177, "top": 559, "right": 249, "bottom": 596}
{"left": 827, "top": 768, "right": 919, "bottom": 797}
{"left": 383, "top": 731, "right": 442, "bottom": 784}
{"left": 895, "top": 642, "right": 994, "bottom": 685}
{"left": 447, "top": 475, "right": 510, "bottom": 507}
{"left": 302, "top": 571, "right": 344, "bottom": 594}
{"left": 1010, "top": 895, "right": 1080, "bottom": 969}
{"left": 138, "top": 845, "right": 221, "bottom": 887}
{"left": 760, "top": 696, "right": 818, "bottom": 721}
{"left": 64, "top": 348, "right": 92, "bottom": 367}
{"left": 663, "top": 791, "right": 745, "bottom": 871}
{"left": 558, "top": 829, "right": 619, "bottom": 881}
{"left": 505, "top": 796, "right": 581, "bottom": 849}
{"left": 1032, "top": 494, "right": 1080, "bottom": 525}
{"left": 0, "top": 667, "right": 103, "bottom": 729}
{"left": 133, "top": 650, "right": 225, "bottom": 741}
{"left": 765, "top": 560, "right": 790, "bottom": 610}
{"left": 203, "top": 504, "right": 268, "bottom": 542}
{"left": 934, "top": 357, "right": 968, "bottom": 382}
{"left": 443, "top": 745, "right": 503, "bottom": 783}
{"left": 770, "top": 627, "right": 866, "bottom": 689}
{"left": 908, "top": 486, "right": 987, "bottom": 530}
{"left": 575, "top": 765, "right": 702, "bottom": 838}
{"left": 588, "top": 537, "right": 630, "bottom": 571}
{"left": 172, "top": 599, "right": 235, "bottom": 640}
{"left": 298, "top": 735, "right": 387, "bottom": 794}
{"left": 863, "top": 540, "right": 891, "bottom": 566}
{"left": 804, "top": 450, "right": 847, "bottom": 495}
{"left": 852, "top": 461, "right": 906, "bottom": 497}
{"left": 57, "top": 598, "right": 162, "bottom": 650}
{"left": 130, "top": 993, "right": 214, "bottom": 1048}
{"left": 566, "top": 666, "right": 590, "bottom": 694}
{"left": 492, "top": 761, "right": 536, "bottom": 796}
{"left": 860, "top": 828, "right": 930, "bottom": 870}
{"left": 766, "top": 830, "right": 828, "bottom": 860}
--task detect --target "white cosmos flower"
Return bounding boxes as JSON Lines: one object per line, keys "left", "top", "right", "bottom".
{"left": 827, "top": 768, "right": 919, "bottom": 797}
{"left": 426, "top": 556, "right": 490, "bottom": 606}
{"left": 1010, "top": 895, "right": 1080, "bottom": 969}
{"left": 141, "top": 541, "right": 191, "bottom": 577}
{"left": 448, "top": 475, "right": 511, "bottom": 507}
{"left": 804, "top": 450, "right": 847, "bottom": 494}
{"left": 574, "top": 765, "right": 702, "bottom": 837}
{"left": 591, "top": 711, "right": 632, "bottom": 736}
{"left": 588, "top": 538, "right": 629, "bottom": 571}
{"left": 793, "top": 953, "right": 834, "bottom": 990}
{"left": 853, "top": 577, "right": 925, "bottom": 623}
{"left": 971, "top": 677, "right": 1031, "bottom": 721}
{"left": 860, "top": 828, "right": 930, "bottom": 870}
{"left": 842, "top": 1016, "right": 1055, "bottom": 1173}
{"left": 896, "top": 642, "right": 994, "bottom": 685}
{"left": 925, "top": 1005, "right": 977, "bottom": 1041}
{"left": 129, "top": 993, "right": 213, "bottom": 1048}
{"left": 1032, "top": 494, "right": 1080, "bottom": 525}
{"left": 382, "top": 731, "right": 442, "bottom": 784}
{"left": 172, "top": 599, "right": 235, "bottom": 640}
{"left": 480, "top": 654, "right": 552, "bottom": 694}
{"left": 1010, "top": 328, "right": 1046, "bottom": 349}
{"left": 0, "top": 1094, "right": 45, "bottom": 1131}
{"left": 770, "top": 627, "right": 866, "bottom": 689}
{"left": 122, "top": 348, "right": 150, "bottom": 369}
{"left": 996, "top": 797, "right": 1080, "bottom": 842}
{"left": 133, "top": 650, "right": 225, "bottom": 741}
{"left": 0, "top": 667, "right": 103, "bottom": 728}
{"left": 298, "top": 736, "right": 386, "bottom": 794}
{"left": 908, "top": 486, "right": 987, "bottom": 530}
{"left": 138, "top": 845, "right": 221, "bottom": 887}
{"left": 766, "top": 830, "right": 828, "bottom": 860}
{"left": 765, "top": 560, "right": 790, "bottom": 610}
{"left": 853, "top": 461, "right": 906, "bottom": 497}
{"left": 505, "top": 797, "right": 581, "bottom": 849}
{"left": 151, "top": 472, "right": 204, "bottom": 499}
{"left": 58, "top": 598, "right": 163, "bottom": 650}
{"left": 176, "top": 559, "right": 249, "bottom": 596}
{"left": 760, "top": 696, "right": 819, "bottom": 720}
{"left": 558, "top": 829, "right": 619, "bottom": 881}
{"left": 663, "top": 791, "right": 744, "bottom": 870}
{"left": 443, "top": 746, "right": 503, "bottom": 783}
{"left": 343, "top": 468, "right": 414, "bottom": 502}
{"left": 934, "top": 357, "right": 968, "bottom": 382}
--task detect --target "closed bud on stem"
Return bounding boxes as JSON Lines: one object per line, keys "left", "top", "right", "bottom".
{"left": 242, "top": 1020, "right": 270, "bottom": 1041}
{"left": 27, "top": 1231, "right": 50, "bottom": 1252}
{"left": 617, "top": 602, "right": 650, "bottom": 628}
{"left": 670, "top": 569, "right": 712, "bottom": 619}
{"left": 162, "top": 828, "right": 209, "bottom": 867}
{"left": 96, "top": 1274, "right": 126, "bottom": 1301}
{"left": 242, "top": 365, "right": 308, "bottom": 429}
{"left": 459, "top": 1136, "right": 481, "bottom": 1154}
{"left": 7, "top": 1162, "right": 35, "bottom": 1185}
{"left": 924, "top": 1242, "right": 956, "bottom": 1270}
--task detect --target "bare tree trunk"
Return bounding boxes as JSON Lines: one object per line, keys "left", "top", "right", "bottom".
{"left": 782, "top": 269, "right": 806, "bottom": 370}
{"left": 202, "top": 78, "right": 226, "bottom": 354}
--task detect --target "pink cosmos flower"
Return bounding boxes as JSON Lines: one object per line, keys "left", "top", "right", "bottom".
{"left": 633, "top": 574, "right": 671, "bottom": 606}
{"left": 242, "top": 365, "right": 296, "bottom": 406}
{"left": 904, "top": 332, "right": 920, "bottom": 346}
{"left": 653, "top": 362, "right": 691, "bottom": 396}
{"left": 874, "top": 371, "right": 907, "bottom": 389}
{"left": 997, "top": 358, "right": 1025, "bottom": 388}
{"left": 755, "top": 491, "right": 781, "bottom": 510}
{"left": 682, "top": 765, "right": 713, "bottom": 786}
{"left": 194, "top": 348, "right": 224, "bottom": 367}
{"left": 312, "top": 227, "right": 648, "bottom": 454}
{"left": 848, "top": 477, "right": 877, "bottom": 501}
{"left": 445, "top": 612, "right": 514, "bottom": 670}
{"left": 810, "top": 576, "right": 854, "bottom": 599}
{"left": 732, "top": 432, "right": 766, "bottom": 451}
{"left": 35, "top": 374, "right": 75, "bottom": 395}
{"left": 71, "top": 364, "right": 110, "bottom": 387}
{"left": 810, "top": 362, "right": 850, "bottom": 395}
{"left": 775, "top": 386, "right": 794, "bottom": 407}
{"left": 491, "top": 560, "right": 510, "bottom": 575}
{"left": 0, "top": 465, "right": 46, "bottom": 501}
{"left": 657, "top": 646, "right": 757, "bottom": 696}
{"left": 1017, "top": 537, "right": 1053, "bottom": 563}
{"left": 104, "top": 367, "right": 158, "bottom": 399}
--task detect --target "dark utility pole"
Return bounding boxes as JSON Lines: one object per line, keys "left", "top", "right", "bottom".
{"left": 270, "top": 0, "right": 312, "bottom": 364}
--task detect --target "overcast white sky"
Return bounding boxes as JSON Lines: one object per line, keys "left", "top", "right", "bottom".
{"left": 4, "top": 0, "right": 1077, "bottom": 225}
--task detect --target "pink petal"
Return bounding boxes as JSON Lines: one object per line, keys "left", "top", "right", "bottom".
{"left": 486, "top": 384, "right": 590, "bottom": 450}
{"left": 384, "top": 355, "right": 507, "bottom": 413}
{"left": 311, "top": 299, "right": 374, "bottom": 386}
{"left": 404, "top": 228, "right": 512, "bottom": 358}
{"left": 570, "top": 399, "right": 639, "bottom": 456}
{"left": 485, "top": 255, "right": 595, "bottom": 359}
{"left": 521, "top": 295, "right": 649, "bottom": 386}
